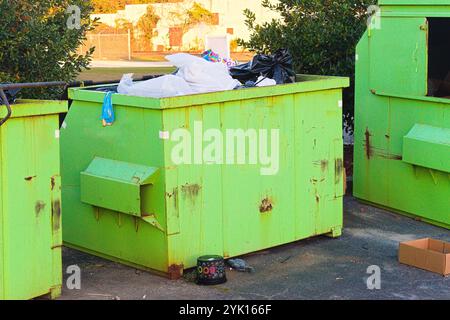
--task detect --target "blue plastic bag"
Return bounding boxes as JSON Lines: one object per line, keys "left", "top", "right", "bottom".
{"left": 101, "top": 91, "right": 115, "bottom": 126}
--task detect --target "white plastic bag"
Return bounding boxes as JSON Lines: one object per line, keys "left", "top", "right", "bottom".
{"left": 117, "top": 73, "right": 194, "bottom": 98}
{"left": 166, "top": 53, "right": 241, "bottom": 94}
{"left": 256, "top": 76, "right": 277, "bottom": 87}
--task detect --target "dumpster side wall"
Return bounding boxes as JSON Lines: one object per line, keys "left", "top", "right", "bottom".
{"left": 0, "top": 111, "right": 62, "bottom": 299}
{"left": 61, "top": 100, "right": 170, "bottom": 274}
{"left": 354, "top": 13, "right": 450, "bottom": 228}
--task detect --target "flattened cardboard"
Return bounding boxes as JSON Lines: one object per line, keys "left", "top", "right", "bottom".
{"left": 399, "top": 238, "right": 450, "bottom": 276}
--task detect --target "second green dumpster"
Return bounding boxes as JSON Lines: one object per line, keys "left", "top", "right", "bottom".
{"left": 354, "top": 0, "right": 450, "bottom": 229}
{"left": 0, "top": 99, "right": 66, "bottom": 299}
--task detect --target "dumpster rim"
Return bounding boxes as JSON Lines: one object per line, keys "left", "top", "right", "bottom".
{"left": 68, "top": 74, "right": 350, "bottom": 111}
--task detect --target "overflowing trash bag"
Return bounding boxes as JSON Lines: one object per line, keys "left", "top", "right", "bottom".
{"left": 230, "top": 49, "right": 296, "bottom": 85}
{"left": 0, "top": 86, "right": 21, "bottom": 104}
{"left": 166, "top": 53, "right": 241, "bottom": 93}
{"left": 117, "top": 73, "right": 194, "bottom": 98}
{"left": 114, "top": 49, "right": 295, "bottom": 99}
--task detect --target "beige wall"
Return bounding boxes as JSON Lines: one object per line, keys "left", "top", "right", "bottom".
{"left": 92, "top": 0, "right": 279, "bottom": 51}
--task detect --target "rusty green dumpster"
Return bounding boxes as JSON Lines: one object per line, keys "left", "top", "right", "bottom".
{"left": 0, "top": 99, "right": 66, "bottom": 299}
{"left": 61, "top": 75, "right": 349, "bottom": 278}
{"left": 354, "top": 0, "right": 450, "bottom": 228}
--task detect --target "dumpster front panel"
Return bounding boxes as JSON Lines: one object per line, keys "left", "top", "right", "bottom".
{"left": 63, "top": 75, "right": 348, "bottom": 275}
{"left": 354, "top": 3, "right": 450, "bottom": 228}
{"left": 162, "top": 88, "right": 344, "bottom": 269}
{"left": 0, "top": 101, "right": 64, "bottom": 299}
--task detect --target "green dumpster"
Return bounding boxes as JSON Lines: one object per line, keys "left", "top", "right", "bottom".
{"left": 62, "top": 75, "right": 349, "bottom": 278}
{"left": 354, "top": 0, "right": 450, "bottom": 228}
{"left": 0, "top": 99, "right": 67, "bottom": 299}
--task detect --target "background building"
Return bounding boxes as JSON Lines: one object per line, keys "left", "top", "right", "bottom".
{"left": 87, "top": 0, "right": 279, "bottom": 58}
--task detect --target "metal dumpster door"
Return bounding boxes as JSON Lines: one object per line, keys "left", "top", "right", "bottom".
{"left": 369, "top": 17, "right": 428, "bottom": 96}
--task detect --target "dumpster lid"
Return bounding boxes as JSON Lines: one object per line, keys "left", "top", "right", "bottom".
{"left": 83, "top": 157, "right": 159, "bottom": 186}
{"left": 0, "top": 99, "right": 68, "bottom": 119}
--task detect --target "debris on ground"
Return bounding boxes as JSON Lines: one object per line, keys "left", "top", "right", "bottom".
{"left": 227, "top": 258, "right": 255, "bottom": 273}
{"left": 279, "top": 256, "right": 292, "bottom": 264}
{"left": 183, "top": 269, "right": 198, "bottom": 283}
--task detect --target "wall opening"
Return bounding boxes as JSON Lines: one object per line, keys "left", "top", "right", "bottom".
{"left": 427, "top": 18, "right": 450, "bottom": 98}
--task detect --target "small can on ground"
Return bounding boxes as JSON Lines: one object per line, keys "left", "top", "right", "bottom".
{"left": 196, "top": 255, "right": 227, "bottom": 285}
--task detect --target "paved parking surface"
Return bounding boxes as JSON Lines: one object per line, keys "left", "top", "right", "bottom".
{"left": 60, "top": 196, "right": 450, "bottom": 300}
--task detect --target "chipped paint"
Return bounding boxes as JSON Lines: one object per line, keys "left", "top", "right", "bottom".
{"left": 364, "top": 128, "right": 373, "bottom": 159}
{"left": 168, "top": 264, "right": 184, "bottom": 280}
{"left": 259, "top": 198, "right": 273, "bottom": 213}
{"left": 181, "top": 183, "right": 201, "bottom": 199}
{"left": 51, "top": 200, "right": 61, "bottom": 231}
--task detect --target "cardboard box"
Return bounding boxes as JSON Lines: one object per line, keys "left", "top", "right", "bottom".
{"left": 399, "top": 238, "right": 450, "bottom": 276}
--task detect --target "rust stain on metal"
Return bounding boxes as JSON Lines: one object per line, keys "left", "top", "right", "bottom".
{"left": 167, "top": 264, "right": 184, "bottom": 280}
{"left": 166, "top": 187, "right": 179, "bottom": 209}
{"left": 364, "top": 128, "right": 373, "bottom": 159}
{"left": 35, "top": 201, "right": 46, "bottom": 216}
{"left": 379, "top": 153, "right": 403, "bottom": 160}
{"left": 321, "top": 160, "right": 329, "bottom": 172}
{"left": 25, "top": 175, "right": 36, "bottom": 181}
{"left": 51, "top": 176, "right": 56, "bottom": 190}
{"left": 259, "top": 198, "right": 273, "bottom": 213}
{"left": 369, "top": 146, "right": 403, "bottom": 160}
{"left": 335, "top": 158, "right": 344, "bottom": 184}
{"left": 134, "top": 216, "right": 140, "bottom": 232}
{"left": 311, "top": 178, "right": 325, "bottom": 184}
{"left": 181, "top": 183, "right": 201, "bottom": 198}
{"left": 51, "top": 200, "right": 61, "bottom": 231}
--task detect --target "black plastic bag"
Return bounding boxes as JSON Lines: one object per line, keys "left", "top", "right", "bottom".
{"left": 0, "top": 86, "right": 20, "bottom": 105}
{"left": 230, "top": 49, "right": 296, "bottom": 85}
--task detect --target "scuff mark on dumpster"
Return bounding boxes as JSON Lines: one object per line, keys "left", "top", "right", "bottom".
{"left": 25, "top": 175, "right": 36, "bottom": 181}
{"left": 35, "top": 201, "right": 46, "bottom": 216}
{"left": 51, "top": 200, "right": 61, "bottom": 231}
{"left": 166, "top": 187, "right": 179, "bottom": 209}
{"left": 321, "top": 160, "right": 329, "bottom": 172}
{"left": 364, "top": 128, "right": 373, "bottom": 159}
{"left": 379, "top": 153, "right": 403, "bottom": 160}
{"left": 181, "top": 183, "right": 201, "bottom": 199}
